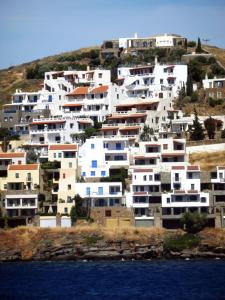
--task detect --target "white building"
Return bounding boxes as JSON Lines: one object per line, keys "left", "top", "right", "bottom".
{"left": 117, "top": 61, "right": 187, "bottom": 98}
{"left": 62, "top": 84, "right": 125, "bottom": 122}
{"left": 161, "top": 165, "right": 209, "bottom": 209}
{"left": 29, "top": 116, "right": 93, "bottom": 145}
{"left": 131, "top": 137, "right": 187, "bottom": 172}
{"left": 79, "top": 137, "right": 133, "bottom": 179}
{"left": 75, "top": 182, "right": 123, "bottom": 207}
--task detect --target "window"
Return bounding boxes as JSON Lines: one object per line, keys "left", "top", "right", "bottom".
{"left": 143, "top": 175, "right": 147, "bottom": 181}
{"left": 201, "top": 197, "right": 206, "bottom": 203}
{"left": 105, "top": 210, "right": 111, "bottom": 217}
{"left": 86, "top": 187, "right": 91, "bottom": 195}
{"left": 68, "top": 184, "right": 71, "bottom": 190}
{"left": 98, "top": 187, "right": 103, "bottom": 195}
{"left": 15, "top": 173, "right": 19, "bottom": 178}
{"left": 98, "top": 73, "right": 103, "bottom": 78}
{"left": 69, "top": 162, "right": 72, "bottom": 168}
{"left": 48, "top": 95, "right": 52, "bottom": 102}
{"left": 67, "top": 196, "right": 72, "bottom": 203}
{"left": 160, "top": 79, "right": 163, "bottom": 84}
{"left": 91, "top": 160, "right": 97, "bottom": 168}
{"left": 103, "top": 142, "right": 108, "bottom": 149}
{"left": 64, "top": 208, "right": 68, "bottom": 214}
{"left": 191, "top": 184, "right": 195, "bottom": 190}
{"left": 82, "top": 172, "right": 86, "bottom": 177}
{"left": 91, "top": 171, "right": 95, "bottom": 176}
{"left": 70, "top": 123, "right": 74, "bottom": 128}
{"left": 117, "top": 94, "right": 119, "bottom": 99}
{"left": 54, "top": 153, "right": 56, "bottom": 158}
{"left": 116, "top": 143, "right": 122, "bottom": 150}
{"left": 58, "top": 153, "right": 62, "bottom": 158}
{"left": 167, "top": 198, "right": 170, "bottom": 203}
{"left": 101, "top": 171, "right": 106, "bottom": 176}
{"left": 91, "top": 144, "right": 95, "bottom": 149}
{"left": 63, "top": 173, "right": 66, "bottom": 179}
{"left": 163, "top": 144, "right": 168, "bottom": 150}
{"left": 149, "top": 175, "right": 153, "bottom": 181}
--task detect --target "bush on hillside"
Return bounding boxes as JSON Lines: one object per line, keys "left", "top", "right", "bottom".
{"left": 181, "top": 212, "right": 207, "bottom": 234}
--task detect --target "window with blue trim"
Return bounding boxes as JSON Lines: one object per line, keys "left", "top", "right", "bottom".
{"left": 91, "top": 144, "right": 95, "bottom": 149}
{"left": 98, "top": 187, "right": 103, "bottom": 195}
{"left": 101, "top": 171, "right": 106, "bottom": 176}
{"left": 86, "top": 187, "right": 91, "bottom": 195}
{"left": 91, "top": 171, "right": 95, "bottom": 176}
{"left": 91, "top": 160, "right": 97, "bottom": 168}
{"left": 116, "top": 143, "right": 122, "bottom": 150}
{"left": 48, "top": 95, "right": 52, "bottom": 102}
{"left": 82, "top": 172, "right": 86, "bottom": 177}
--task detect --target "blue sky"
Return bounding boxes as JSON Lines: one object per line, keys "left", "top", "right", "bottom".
{"left": 0, "top": 0, "right": 225, "bottom": 69}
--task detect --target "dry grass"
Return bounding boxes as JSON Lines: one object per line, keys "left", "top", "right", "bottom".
{"left": 203, "top": 45, "right": 225, "bottom": 69}
{"left": 189, "top": 151, "right": 225, "bottom": 171}
{"left": 199, "top": 228, "right": 225, "bottom": 247}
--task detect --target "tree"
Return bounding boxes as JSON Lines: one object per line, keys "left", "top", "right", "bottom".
{"left": 204, "top": 117, "right": 216, "bottom": 139}
{"left": 186, "top": 73, "right": 193, "bottom": 96}
{"left": 189, "top": 109, "right": 205, "bottom": 141}
{"left": 140, "top": 125, "right": 154, "bottom": 141}
{"left": 181, "top": 212, "right": 207, "bottom": 234}
{"left": 27, "top": 150, "right": 38, "bottom": 164}
{"left": 195, "top": 37, "right": 203, "bottom": 53}
{"left": 0, "top": 128, "right": 20, "bottom": 152}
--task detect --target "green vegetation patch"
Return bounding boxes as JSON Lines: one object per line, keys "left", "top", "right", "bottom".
{"left": 163, "top": 233, "right": 201, "bottom": 252}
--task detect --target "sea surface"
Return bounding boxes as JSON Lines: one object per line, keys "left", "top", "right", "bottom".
{"left": 0, "top": 260, "right": 225, "bottom": 300}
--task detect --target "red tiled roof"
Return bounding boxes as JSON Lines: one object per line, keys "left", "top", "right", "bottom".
{"left": 30, "top": 120, "right": 65, "bottom": 125}
{"left": 0, "top": 152, "right": 25, "bottom": 159}
{"left": 187, "top": 190, "right": 199, "bottom": 194}
{"left": 172, "top": 166, "right": 185, "bottom": 170}
{"left": 174, "top": 190, "right": 185, "bottom": 194}
{"left": 119, "top": 126, "right": 140, "bottom": 131}
{"left": 145, "top": 144, "right": 160, "bottom": 147}
{"left": 90, "top": 85, "right": 108, "bottom": 94}
{"left": 107, "top": 113, "right": 147, "bottom": 120}
{"left": 49, "top": 144, "right": 77, "bottom": 151}
{"left": 218, "top": 167, "right": 225, "bottom": 170}
{"left": 187, "top": 166, "right": 200, "bottom": 171}
{"left": 133, "top": 169, "right": 153, "bottom": 173}
{"left": 9, "top": 164, "right": 39, "bottom": 171}
{"left": 63, "top": 103, "right": 82, "bottom": 107}
{"left": 100, "top": 127, "right": 119, "bottom": 131}
{"left": 67, "top": 87, "right": 89, "bottom": 96}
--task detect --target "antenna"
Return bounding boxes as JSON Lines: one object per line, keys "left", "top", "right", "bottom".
{"left": 202, "top": 38, "right": 210, "bottom": 45}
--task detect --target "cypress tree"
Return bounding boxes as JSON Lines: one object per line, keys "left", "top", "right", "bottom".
{"left": 189, "top": 108, "right": 205, "bottom": 141}
{"left": 196, "top": 37, "right": 202, "bottom": 53}
{"left": 204, "top": 117, "right": 216, "bottom": 139}
{"left": 186, "top": 73, "right": 193, "bottom": 96}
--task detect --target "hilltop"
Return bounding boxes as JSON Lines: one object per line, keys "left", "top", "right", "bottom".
{"left": 0, "top": 43, "right": 225, "bottom": 115}
{"left": 0, "top": 46, "right": 100, "bottom": 107}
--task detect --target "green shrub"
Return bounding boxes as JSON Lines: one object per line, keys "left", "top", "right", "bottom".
{"left": 187, "top": 41, "right": 196, "bottom": 47}
{"left": 181, "top": 212, "right": 207, "bottom": 234}
{"left": 164, "top": 233, "right": 200, "bottom": 252}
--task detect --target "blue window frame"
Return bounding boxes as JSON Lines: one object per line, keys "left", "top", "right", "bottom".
{"left": 86, "top": 187, "right": 91, "bottom": 195}
{"left": 116, "top": 143, "right": 122, "bottom": 150}
{"left": 91, "top": 171, "right": 95, "bottom": 176}
{"left": 82, "top": 172, "right": 86, "bottom": 177}
{"left": 91, "top": 160, "right": 97, "bottom": 168}
{"left": 98, "top": 187, "right": 103, "bottom": 195}
{"left": 91, "top": 144, "right": 95, "bottom": 149}
{"left": 101, "top": 171, "right": 106, "bottom": 177}
{"left": 48, "top": 95, "right": 52, "bottom": 102}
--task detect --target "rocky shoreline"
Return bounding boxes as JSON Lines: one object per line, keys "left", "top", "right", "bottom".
{"left": 0, "top": 227, "right": 225, "bottom": 262}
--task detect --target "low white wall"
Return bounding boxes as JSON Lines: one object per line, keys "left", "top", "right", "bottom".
{"left": 61, "top": 216, "right": 71, "bottom": 228}
{"left": 40, "top": 216, "right": 57, "bottom": 228}
{"left": 187, "top": 143, "right": 225, "bottom": 154}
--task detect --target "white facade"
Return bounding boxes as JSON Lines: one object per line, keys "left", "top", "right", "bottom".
{"left": 29, "top": 116, "right": 93, "bottom": 145}
{"left": 118, "top": 62, "right": 187, "bottom": 98}
{"left": 79, "top": 137, "right": 132, "bottom": 178}
{"left": 131, "top": 137, "right": 187, "bottom": 171}
{"left": 161, "top": 166, "right": 209, "bottom": 208}
{"left": 75, "top": 182, "right": 123, "bottom": 207}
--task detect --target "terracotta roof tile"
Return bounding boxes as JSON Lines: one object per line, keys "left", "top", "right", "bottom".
{"left": 9, "top": 164, "right": 39, "bottom": 171}
{"left": 172, "top": 166, "right": 185, "bottom": 170}
{"left": 67, "top": 87, "right": 89, "bottom": 96}
{"left": 0, "top": 153, "right": 25, "bottom": 159}
{"left": 49, "top": 144, "right": 77, "bottom": 151}
{"left": 90, "top": 85, "right": 108, "bottom": 94}
{"left": 63, "top": 103, "right": 82, "bottom": 107}
{"left": 133, "top": 169, "right": 153, "bottom": 173}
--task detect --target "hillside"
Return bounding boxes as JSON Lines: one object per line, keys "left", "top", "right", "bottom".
{"left": 0, "top": 44, "right": 225, "bottom": 114}
{"left": 0, "top": 46, "right": 100, "bottom": 108}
